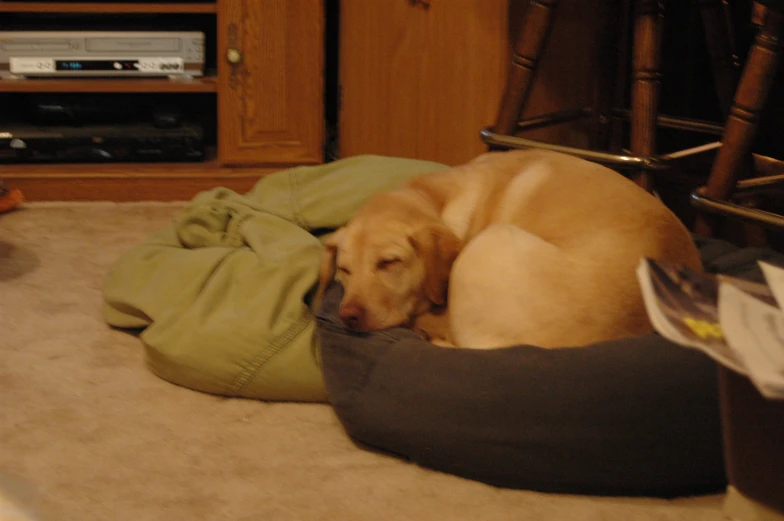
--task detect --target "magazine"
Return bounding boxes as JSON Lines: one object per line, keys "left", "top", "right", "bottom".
{"left": 637, "top": 258, "right": 784, "bottom": 400}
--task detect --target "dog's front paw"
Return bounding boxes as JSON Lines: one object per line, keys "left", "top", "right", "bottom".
{"left": 428, "top": 336, "right": 456, "bottom": 348}
{"left": 412, "top": 327, "right": 455, "bottom": 347}
{"left": 411, "top": 309, "right": 455, "bottom": 347}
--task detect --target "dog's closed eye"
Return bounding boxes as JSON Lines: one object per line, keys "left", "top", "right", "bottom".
{"left": 337, "top": 265, "right": 351, "bottom": 276}
{"left": 376, "top": 257, "right": 402, "bottom": 270}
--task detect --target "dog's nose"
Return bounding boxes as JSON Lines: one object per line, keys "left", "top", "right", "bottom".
{"left": 339, "top": 303, "right": 365, "bottom": 330}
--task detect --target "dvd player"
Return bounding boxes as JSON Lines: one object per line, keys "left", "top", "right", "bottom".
{"left": 0, "top": 122, "right": 205, "bottom": 163}
{"left": 0, "top": 31, "right": 205, "bottom": 78}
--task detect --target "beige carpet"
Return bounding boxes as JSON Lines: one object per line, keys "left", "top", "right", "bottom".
{"left": 1, "top": 202, "right": 729, "bottom": 521}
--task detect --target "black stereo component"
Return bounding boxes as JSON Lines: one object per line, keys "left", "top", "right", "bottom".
{"left": 0, "top": 122, "right": 205, "bottom": 163}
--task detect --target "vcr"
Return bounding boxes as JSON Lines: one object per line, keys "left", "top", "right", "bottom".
{"left": 0, "top": 31, "right": 205, "bottom": 78}
{"left": 0, "top": 123, "right": 205, "bottom": 163}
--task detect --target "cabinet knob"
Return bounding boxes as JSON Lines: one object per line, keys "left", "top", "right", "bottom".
{"left": 226, "top": 48, "right": 242, "bottom": 65}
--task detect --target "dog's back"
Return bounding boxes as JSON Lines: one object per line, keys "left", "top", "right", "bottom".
{"left": 436, "top": 150, "right": 701, "bottom": 348}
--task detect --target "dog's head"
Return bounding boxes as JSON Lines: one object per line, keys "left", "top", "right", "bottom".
{"left": 314, "top": 205, "right": 462, "bottom": 332}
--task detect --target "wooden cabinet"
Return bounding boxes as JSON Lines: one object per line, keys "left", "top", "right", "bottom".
{"left": 0, "top": 0, "right": 324, "bottom": 201}
{"left": 218, "top": 0, "right": 323, "bottom": 165}
{"left": 338, "top": 0, "right": 509, "bottom": 166}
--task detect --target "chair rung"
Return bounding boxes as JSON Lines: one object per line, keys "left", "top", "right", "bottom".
{"left": 610, "top": 109, "right": 725, "bottom": 135}
{"left": 516, "top": 108, "right": 591, "bottom": 131}
{"left": 660, "top": 142, "right": 722, "bottom": 161}
{"left": 690, "top": 190, "right": 784, "bottom": 229}
{"left": 738, "top": 173, "right": 784, "bottom": 190}
{"left": 480, "top": 128, "right": 668, "bottom": 170}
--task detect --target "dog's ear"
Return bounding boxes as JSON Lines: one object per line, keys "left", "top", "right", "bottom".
{"left": 312, "top": 228, "right": 345, "bottom": 311}
{"left": 410, "top": 224, "right": 463, "bottom": 306}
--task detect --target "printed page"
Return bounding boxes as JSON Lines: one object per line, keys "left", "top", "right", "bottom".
{"left": 719, "top": 281, "right": 784, "bottom": 400}
{"left": 637, "top": 258, "right": 746, "bottom": 374}
{"left": 759, "top": 261, "right": 784, "bottom": 309}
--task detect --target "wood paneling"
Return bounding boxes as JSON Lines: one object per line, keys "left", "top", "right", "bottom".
{"left": 217, "top": 0, "right": 324, "bottom": 166}
{"left": 339, "top": 0, "right": 508, "bottom": 166}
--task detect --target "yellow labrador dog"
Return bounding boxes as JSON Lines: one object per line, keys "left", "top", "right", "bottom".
{"left": 316, "top": 150, "right": 702, "bottom": 348}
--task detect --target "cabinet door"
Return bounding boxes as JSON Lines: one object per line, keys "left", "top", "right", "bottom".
{"left": 218, "top": 0, "right": 324, "bottom": 166}
{"left": 339, "top": 0, "right": 509, "bottom": 166}
{"left": 338, "top": 0, "right": 605, "bottom": 166}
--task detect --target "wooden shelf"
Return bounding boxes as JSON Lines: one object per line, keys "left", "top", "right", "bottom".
{"left": 0, "top": 2, "right": 217, "bottom": 14}
{"left": 0, "top": 151, "right": 275, "bottom": 201}
{"left": 2, "top": 161, "right": 257, "bottom": 179}
{"left": 4, "top": 171, "right": 263, "bottom": 201}
{"left": 0, "top": 76, "right": 218, "bottom": 93}
{"left": 0, "top": 148, "right": 322, "bottom": 201}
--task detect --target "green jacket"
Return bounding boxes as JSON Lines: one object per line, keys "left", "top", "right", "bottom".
{"left": 103, "top": 155, "right": 446, "bottom": 401}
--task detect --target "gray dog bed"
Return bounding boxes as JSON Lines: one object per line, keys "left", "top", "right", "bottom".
{"left": 316, "top": 236, "right": 784, "bottom": 496}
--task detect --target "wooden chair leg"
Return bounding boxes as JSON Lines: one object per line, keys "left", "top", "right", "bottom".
{"left": 752, "top": 2, "right": 769, "bottom": 26}
{"left": 492, "top": 0, "right": 559, "bottom": 137}
{"left": 695, "top": 8, "right": 784, "bottom": 237}
{"left": 608, "top": 0, "right": 633, "bottom": 154}
{"left": 630, "top": 0, "right": 664, "bottom": 192}
{"left": 697, "top": 0, "right": 742, "bottom": 116}
{"left": 591, "top": 0, "right": 627, "bottom": 152}
{"left": 699, "top": 0, "right": 761, "bottom": 242}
